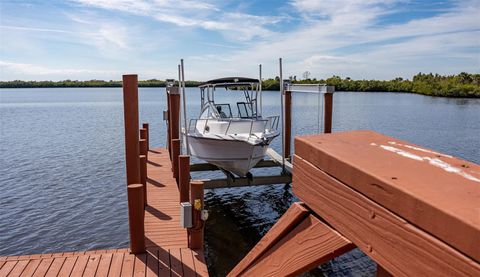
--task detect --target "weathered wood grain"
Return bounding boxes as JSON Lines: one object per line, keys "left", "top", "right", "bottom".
{"left": 228, "top": 202, "right": 309, "bottom": 277}
{"left": 293, "top": 155, "right": 480, "bottom": 276}
{"left": 295, "top": 131, "right": 480, "bottom": 262}
{"left": 240, "top": 215, "right": 354, "bottom": 276}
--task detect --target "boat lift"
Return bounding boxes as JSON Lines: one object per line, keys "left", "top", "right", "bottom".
{"left": 164, "top": 59, "right": 335, "bottom": 189}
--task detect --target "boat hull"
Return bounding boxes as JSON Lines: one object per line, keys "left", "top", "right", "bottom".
{"left": 186, "top": 135, "right": 269, "bottom": 176}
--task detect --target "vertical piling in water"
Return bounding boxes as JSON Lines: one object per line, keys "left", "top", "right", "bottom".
{"left": 178, "top": 155, "right": 190, "bottom": 203}
{"left": 189, "top": 181, "right": 204, "bottom": 250}
{"left": 122, "top": 74, "right": 145, "bottom": 253}
{"left": 140, "top": 128, "right": 148, "bottom": 157}
{"left": 139, "top": 155, "right": 147, "bottom": 206}
{"left": 172, "top": 139, "right": 180, "bottom": 183}
{"left": 167, "top": 92, "right": 172, "bottom": 160}
{"left": 324, "top": 93, "right": 333, "bottom": 133}
{"left": 127, "top": 184, "right": 146, "bottom": 253}
{"left": 122, "top": 74, "right": 141, "bottom": 185}
{"left": 167, "top": 87, "right": 180, "bottom": 161}
{"left": 142, "top": 123, "right": 149, "bottom": 151}
{"left": 139, "top": 139, "right": 148, "bottom": 162}
{"left": 284, "top": 90, "right": 292, "bottom": 159}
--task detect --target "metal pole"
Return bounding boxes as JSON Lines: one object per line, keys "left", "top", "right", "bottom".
{"left": 279, "top": 58, "right": 285, "bottom": 172}
{"left": 259, "top": 64, "right": 262, "bottom": 116}
{"left": 181, "top": 59, "right": 190, "bottom": 155}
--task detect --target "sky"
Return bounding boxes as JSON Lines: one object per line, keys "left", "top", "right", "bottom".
{"left": 0, "top": 0, "right": 479, "bottom": 81}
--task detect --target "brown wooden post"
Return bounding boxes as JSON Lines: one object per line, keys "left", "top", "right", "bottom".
{"left": 189, "top": 181, "right": 204, "bottom": 250}
{"left": 127, "top": 184, "right": 145, "bottom": 254}
{"left": 324, "top": 92, "right": 333, "bottom": 133}
{"left": 172, "top": 139, "right": 180, "bottom": 183}
{"left": 167, "top": 91, "right": 172, "bottom": 160}
{"left": 142, "top": 123, "right": 149, "bottom": 151}
{"left": 139, "top": 155, "right": 147, "bottom": 206}
{"left": 139, "top": 138, "right": 147, "bottom": 157}
{"left": 122, "top": 74, "right": 141, "bottom": 185}
{"left": 170, "top": 89, "right": 181, "bottom": 142}
{"left": 179, "top": 155, "right": 190, "bottom": 203}
{"left": 140, "top": 128, "right": 148, "bottom": 159}
{"left": 284, "top": 90, "right": 292, "bottom": 159}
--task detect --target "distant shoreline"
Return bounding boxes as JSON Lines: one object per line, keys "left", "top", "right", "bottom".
{"left": 1, "top": 72, "right": 479, "bottom": 98}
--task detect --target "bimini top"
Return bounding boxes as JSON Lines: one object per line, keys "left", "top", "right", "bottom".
{"left": 199, "top": 77, "right": 259, "bottom": 88}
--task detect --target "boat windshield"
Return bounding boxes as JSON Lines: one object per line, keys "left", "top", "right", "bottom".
{"left": 199, "top": 81, "right": 259, "bottom": 119}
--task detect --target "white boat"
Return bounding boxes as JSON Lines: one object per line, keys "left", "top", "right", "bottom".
{"left": 183, "top": 77, "right": 280, "bottom": 177}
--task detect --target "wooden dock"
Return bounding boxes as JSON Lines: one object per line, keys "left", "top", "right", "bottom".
{"left": 230, "top": 130, "right": 480, "bottom": 276}
{"left": 0, "top": 148, "right": 209, "bottom": 277}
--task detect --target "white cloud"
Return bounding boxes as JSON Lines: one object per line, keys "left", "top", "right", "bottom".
{"left": 72, "top": 0, "right": 283, "bottom": 40}
{"left": 0, "top": 60, "right": 119, "bottom": 79}
{"left": 182, "top": 0, "right": 480, "bottom": 80}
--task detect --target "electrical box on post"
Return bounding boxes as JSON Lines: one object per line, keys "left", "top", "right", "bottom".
{"left": 180, "top": 202, "right": 192, "bottom": 228}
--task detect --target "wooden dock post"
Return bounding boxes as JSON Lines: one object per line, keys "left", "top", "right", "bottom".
{"left": 127, "top": 184, "right": 146, "bottom": 254}
{"left": 142, "top": 123, "right": 149, "bottom": 151}
{"left": 168, "top": 87, "right": 181, "bottom": 160}
{"left": 179, "top": 155, "right": 190, "bottom": 203}
{"left": 122, "top": 74, "right": 141, "bottom": 185}
{"left": 138, "top": 139, "right": 148, "bottom": 156}
{"left": 189, "top": 181, "right": 204, "bottom": 250}
{"left": 139, "top": 155, "right": 147, "bottom": 206}
{"left": 167, "top": 92, "right": 172, "bottom": 159}
{"left": 172, "top": 139, "right": 180, "bottom": 182}
{"left": 284, "top": 90, "right": 292, "bottom": 159}
{"left": 122, "top": 75, "right": 145, "bottom": 254}
{"left": 140, "top": 128, "right": 148, "bottom": 157}
{"left": 324, "top": 92, "right": 333, "bottom": 133}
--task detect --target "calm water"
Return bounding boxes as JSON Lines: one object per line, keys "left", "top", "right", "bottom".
{"left": 1, "top": 88, "right": 479, "bottom": 276}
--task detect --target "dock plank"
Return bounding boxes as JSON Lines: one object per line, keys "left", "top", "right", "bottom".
{"left": 7, "top": 260, "right": 28, "bottom": 277}
{"left": 0, "top": 261, "right": 17, "bottom": 276}
{"left": 83, "top": 255, "right": 101, "bottom": 276}
{"left": 70, "top": 255, "right": 89, "bottom": 276}
{"left": 32, "top": 258, "right": 53, "bottom": 277}
{"left": 133, "top": 254, "right": 146, "bottom": 277}
{"left": 44, "top": 257, "right": 66, "bottom": 276}
{"left": 56, "top": 256, "right": 77, "bottom": 277}
{"left": 19, "top": 260, "right": 41, "bottom": 277}
{"left": 107, "top": 253, "right": 124, "bottom": 277}
{"left": 95, "top": 253, "right": 113, "bottom": 277}
{"left": 169, "top": 249, "right": 183, "bottom": 277}
{"left": 180, "top": 249, "right": 196, "bottom": 277}
{"left": 120, "top": 252, "right": 134, "bottom": 277}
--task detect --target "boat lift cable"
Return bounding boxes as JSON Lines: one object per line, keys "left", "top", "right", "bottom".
{"left": 180, "top": 59, "right": 190, "bottom": 155}
{"left": 279, "top": 58, "right": 285, "bottom": 173}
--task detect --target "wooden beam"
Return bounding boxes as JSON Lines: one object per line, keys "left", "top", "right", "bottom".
{"left": 293, "top": 155, "right": 480, "bottom": 276}
{"left": 236, "top": 214, "right": 354, "bottom": 276}
{"left": 266, "top": 148, "right": 293, "bottom": 173}
{"left": 122, "top": 74, "right": 141, "bottom": 185}
{"left": 295, "top": 130, "right": 480, "bottom": 262}
{"left": 228, "top": 202, "right": 309, "bottom": 276}
{"left": 323, "top": 92, "right": 332, "bottom": 133}
{"left": 200, "top": 174, "right": 291, "bottom": 189}
{"left": 190, "top": 160, "right": 280, "bottom": 172}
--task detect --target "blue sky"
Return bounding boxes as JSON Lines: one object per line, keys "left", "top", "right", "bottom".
{"left": 0, "top": 0, "right": 479, "bottom": 81}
